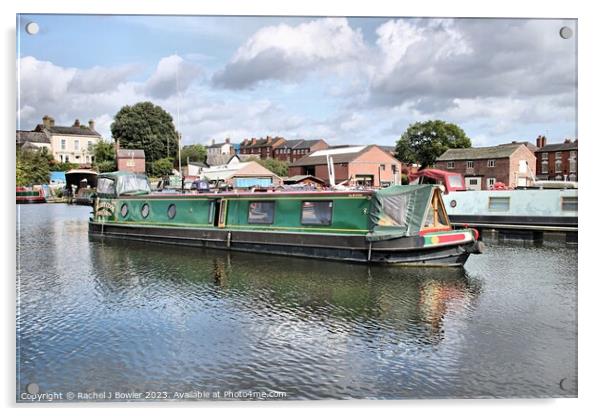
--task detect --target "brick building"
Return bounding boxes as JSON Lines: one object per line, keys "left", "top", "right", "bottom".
{"left": 116, "top": 149, "right": 146, "bottom": 173}
{"left": 435, "top": 143, "right": 536, "bottom": 190}
{"left": 534, "top": 136, "right": 578, "bottom": 181}
{"left": 239, "top": 136, "right": 286, "bottom": 159}
{"left": 288, "top": 145, "right": 402, "bottom": 187}
{"left": 273, "top": 139, "right": 329, "bottom": 162}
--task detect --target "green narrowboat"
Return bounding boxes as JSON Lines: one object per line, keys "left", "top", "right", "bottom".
{"left": 89, "top": 172, "right": 483, "bottom": 266}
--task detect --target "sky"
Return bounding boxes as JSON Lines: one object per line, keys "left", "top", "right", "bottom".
{"left": 16, "top": 14, "right": 577, "bottom": 148}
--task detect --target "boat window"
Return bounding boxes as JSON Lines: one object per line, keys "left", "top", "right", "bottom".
{"left": 97, "top": 177, "right": 116, "bottom": 196}
{"left": 120, "top": 203, "right": 129, "bottom": 218}
{"left": 248, "top": 201, "right": 274, "bottom": 224}
{"left": 301, "top": 201, "right": 333, "bottom": 225}
{"left": 141, "top": 203, "right": 150, "bottom": 219}
{"left": 561, "top": 197, "right": 578, "bottom": 211}
{"left": 488, "top": 197, "right": 510, "bottom": 211}
{"left": 448, "top": 175, "right": 463, "bottom": 188}
{"left": 167, "top": 204, "right": 177, "bottom": 219}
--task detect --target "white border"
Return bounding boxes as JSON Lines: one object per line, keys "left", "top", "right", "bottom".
{"left": 3, "top": 1, "right": 599, "bottom": 415}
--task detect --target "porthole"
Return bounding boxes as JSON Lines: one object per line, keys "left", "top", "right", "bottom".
{"left": 450, "top": 200, "right": 457, "bottom": 208}
{"left": 167, "top": 203, "right": 177, "bottom": 219}
{"left": 141, "top": 203, "right": 150, "bottom": 219}
{"left": 120, "top": 203, "right": 129, "bottom": 218}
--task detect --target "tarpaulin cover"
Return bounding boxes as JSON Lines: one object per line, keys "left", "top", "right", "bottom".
{"left": 366, "top": 184, "right": 434, "bottom": 241}
{"left": 98, "top": 171, "right": 151, "bottom": 196}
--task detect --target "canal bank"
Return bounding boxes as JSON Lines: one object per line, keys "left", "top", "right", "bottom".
{"left": 16, "top": 204, "right": 577, "bottom": 400}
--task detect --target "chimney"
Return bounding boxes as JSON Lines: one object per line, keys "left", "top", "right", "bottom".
{"left": 267, "top": 137, "right": 273, "bottom": 144}
{"left": 242, "top": 139, "right": 248, "bottom": 146}
{"left": 251, "top": 138, "right": 257, "bottom": 145}
{"left": 225, "top": 138, "right": 230, "bottom": 144}
{"left": 42, "top": 115, "right": 51, "bottom": 128}
{"left": 73, "top": 119, "right": 81, "bottom": 128}
{"left": 536, "top": 135, "right": 541, "bottom": 148}
{"left": 88, "top": 120, "right": 95, "bottom": 130}
{"left": 49, "top": 117, "right": 55, "bottom": 127}
{"left": 564, "top": 138, "right": 572, "bottom": 144}
{"left": 115, "top": 138, "right": 120, "bottom": 159}
{"left": 211, "top": 139, "right": 215, "bottom": 145}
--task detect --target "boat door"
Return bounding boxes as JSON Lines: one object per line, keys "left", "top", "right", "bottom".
{"left": 212, "top": 199, "right": 228, "bottom": 228}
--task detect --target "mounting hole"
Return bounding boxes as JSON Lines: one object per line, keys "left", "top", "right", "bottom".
{"left": 450, "top": 199, "right": 457, "bottom": 208}
{"left": 25, "top": 22, "right": 39, "bottom": 35}
{"left": 559, "top": 26, "right": 573, "bottom": 39}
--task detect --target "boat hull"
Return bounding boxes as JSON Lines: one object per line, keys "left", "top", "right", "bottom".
{"left": 89, "top": 221, "right": 479, "bottom": 267}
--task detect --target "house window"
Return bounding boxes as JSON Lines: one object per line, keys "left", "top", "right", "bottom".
{"left": 542, "top": 160, "right": 548, "bottom": 174}
{"left": 447, "top": 161, "right": 455, "bottom": 169}
{"left": 556, "top": 152, "right": 562, "bottom": 160}
{"left": 469, "top": 179, "right": 478, "bottom": 185}
{"left": 466, "top": 160, "right": 474, "bottom": 169}
{"left": 380, "top": 164, "right": 386, "bottom": 171}
{"left": 61, "top": 139, "right": 66, "bottom": 150}
{"left": 248, "top": 201, "right": 275, "bottom": 224}
{"left": 74, "top": 140, "right": 79, "bottom": 151}
{"left": 561, "top": 197, "right": 578, "bottom": 211}
{"left": 487, "top": 160, "right": 496, "bottom": 168}
{"left": 488, "top": 197, "right": 510, "bottom": 211}
{"left": 569, "top": 151, "right": 577, "bottom": 173}
{"left": 301, "top": 201, "right": 332, "bottom": 225}
{"left": 541, "top": 152, "right": 548, "bottom": 160}
{"left": 391, "top": 165, "right": 397, "bottom": 173}
{"left": 555, "top": 159, "right": 562, "bottom": 173}
{"left": 487, "top": 178, "right": 496, "bottom": 187}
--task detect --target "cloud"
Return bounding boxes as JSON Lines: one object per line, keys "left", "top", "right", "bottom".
{"left": 212, "top": 18, "right": 367, "bottom": 89}
{"left": 69, "top": 64, "right": 140, "bottom": 94}
{"left": 143, "top": 55, "right": 202, "bottom": 99}
{"left": 369, "top": 18, "right": 577, "bottom": 112}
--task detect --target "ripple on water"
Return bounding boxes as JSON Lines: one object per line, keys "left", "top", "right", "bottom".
{"left": 16, "top": 204, "right": 577, "bottom": 399}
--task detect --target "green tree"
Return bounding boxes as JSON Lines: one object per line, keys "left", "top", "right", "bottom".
{"left": 181, "top": 144, "right": 207, "bottom": 163}
{"left": 91, "top": 139, "right": 117, "bottom": 172}
{"left": 16, "top": 147, "right": 53, "bottom": 186}
{"left": 257, "top": 158, "right": 289, "bottom": 177}
{"left": 395, "top": 120, "right": 471, "bottom": 168}
{"left": 110, "top": 102, "right": 179, "bottom": 171}
{"left": 150, "top": 158, "right": 174, "bottom": 177}
{"left": 50, "top": 161, "right": 78, "bottom": 172}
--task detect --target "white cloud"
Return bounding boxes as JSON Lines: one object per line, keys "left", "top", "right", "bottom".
{"left": 143, "top": 55, "right": 202, "bottom": 99}
{"left": 213, "top": 18, "right": 368, "bottom": 89}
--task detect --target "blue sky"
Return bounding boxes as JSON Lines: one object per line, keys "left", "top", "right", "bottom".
{"left": 17, "top": 14, "right": 577, "bottom": 148}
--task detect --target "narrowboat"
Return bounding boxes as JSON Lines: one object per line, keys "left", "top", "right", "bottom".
{"left": 89, "top": 172, "right": 483, "bottom": 266}
{"left": 410, "top": 168, "right": 578, "bottom": 233}
{"left": 16, "top": 186, "right": 46, "bottom": 204}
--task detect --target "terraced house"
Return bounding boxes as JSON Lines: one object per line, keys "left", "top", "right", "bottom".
{"left": 18, "top": 115, "right": 102, "bottom": 165}
{"left": 239, "top": 136, "right": 286, "bottom": 159}
{"left": 273, "top": 139, "right": 329, "bottom": 162}
{"left": 534, "top": 136, "right": 578, "bottom": 181}
{"left": 435, "top": 142, "right": 536, "bottom": 190}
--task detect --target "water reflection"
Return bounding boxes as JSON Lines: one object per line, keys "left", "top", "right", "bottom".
{"left": 17, "top": 205, "right": 576, "bottom": 400}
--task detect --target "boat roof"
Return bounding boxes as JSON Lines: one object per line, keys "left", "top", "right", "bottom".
{"left": 139, "top": 189, "right": 375, "bottom": 199}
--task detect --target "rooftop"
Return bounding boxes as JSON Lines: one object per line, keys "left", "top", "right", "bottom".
{"left": 16, "top": 130, "right": 50, "bottom": 144}
{"left": 436, "top": 143, "right": 526, "bottom": 161}
{"left": 535, "top": 140, "right": 578, "bottom": 153}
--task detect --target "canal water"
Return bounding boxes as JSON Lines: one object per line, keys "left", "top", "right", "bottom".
{"left": 16, "top": 204, "right": 577, "bottom": 400}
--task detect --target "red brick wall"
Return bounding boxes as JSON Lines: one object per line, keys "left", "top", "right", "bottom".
{"left": 117, "top": 158, "right": 145, "bottom": 174}
{"left": 536, "top": 149, "right": 578, "bottom": 180}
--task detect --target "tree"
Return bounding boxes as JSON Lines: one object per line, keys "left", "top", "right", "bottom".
{"left": 150, "top": 158, "right": 174, "bottom": 177}
{"left": 16, "top": 147, "right": 53, "bottom": 186}
{"left": 257, "top": 158, "right": 289, "bottom": 177}
{"left": 181, "top": 144, "right": 207, "bottom": 163}
{"left": 91, "top": 139, "right": 116, "bottom": 172}
{"left": 110, "top": 102, "right": 179, "bottom": 171}
{"left": 395, "top": 120, "right": 471, "bottom": 168}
